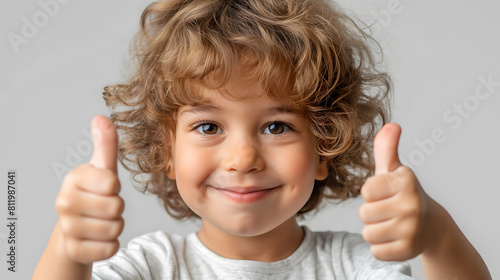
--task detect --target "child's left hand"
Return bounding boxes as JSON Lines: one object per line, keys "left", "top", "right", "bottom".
{"left": 359, "top": 123, "right": 436, "bottom": 261}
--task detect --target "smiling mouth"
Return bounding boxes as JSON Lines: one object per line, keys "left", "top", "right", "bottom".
{"left": 211, "top": 186, "right": 280, "bottom": 203}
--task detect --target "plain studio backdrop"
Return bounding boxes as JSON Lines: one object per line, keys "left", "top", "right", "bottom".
{"left": 1, "top": 0, "right": 499, "bottom": 279}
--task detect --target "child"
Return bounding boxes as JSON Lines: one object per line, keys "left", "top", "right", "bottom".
{"left": 33, "top": 0, "right": 491, "bottom": 279}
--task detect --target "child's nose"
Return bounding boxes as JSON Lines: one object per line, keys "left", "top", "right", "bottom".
{"left": 221, "top": 139, "right": 265, "bottom": 174}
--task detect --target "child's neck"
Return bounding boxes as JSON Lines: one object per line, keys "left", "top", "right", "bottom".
{"left": 197, "top": 217, "right": 304, "bottom": 262}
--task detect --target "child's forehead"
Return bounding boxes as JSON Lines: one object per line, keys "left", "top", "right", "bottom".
{"left": 183, "top": 84, "right": 302, "bottom": 112}
{"left": 183, "top": 68, "right": 298, "bottom": 105}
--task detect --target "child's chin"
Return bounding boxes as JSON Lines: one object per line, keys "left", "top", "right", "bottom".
{"left": 215, "top": 215, "right": 296, "bottom": 239}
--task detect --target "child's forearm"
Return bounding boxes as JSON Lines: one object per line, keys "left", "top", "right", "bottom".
{"left": 421, "top": 200, "right": 491, "bottom": 280}
{"left": 32, "top": 221, "right": 92, "bottom": 280}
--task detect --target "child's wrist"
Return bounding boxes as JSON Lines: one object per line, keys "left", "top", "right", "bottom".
{"left": 420, "top": 197, "right": 454, "bottom": 257}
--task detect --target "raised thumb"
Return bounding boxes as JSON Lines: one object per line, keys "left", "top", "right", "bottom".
{"left": 374, "top": 123, "right": 402, "bottom": 175}
{"left": 89, "top": 115, "right": 118, "bottom": 173}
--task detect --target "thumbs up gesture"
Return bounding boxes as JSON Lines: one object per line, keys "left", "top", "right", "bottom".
{"left": 359, "top": 123, "right": 434, "bottom": 261}
{"left": 55, "top": 116, "right": 124, "bottom": 264}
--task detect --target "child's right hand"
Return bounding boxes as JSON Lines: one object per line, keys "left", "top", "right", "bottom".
{"left": 55, "top": 116, "right": 124, "bottom": 264}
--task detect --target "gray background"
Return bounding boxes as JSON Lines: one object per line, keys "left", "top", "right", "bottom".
{"left": 1, "top": 0, "right": 499, "bottom": 279}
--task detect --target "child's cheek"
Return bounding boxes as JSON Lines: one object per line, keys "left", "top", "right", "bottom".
{"left": 173, "top": 145, "right": 213, "bottom": 205}
{"left": 274, "top": 144, "right": 318, "bottom": 186}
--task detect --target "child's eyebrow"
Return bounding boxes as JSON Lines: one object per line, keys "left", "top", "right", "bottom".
{"left": 267, "top": 106, "right": 303, "bottom": 116}
{"left": 179, "top": 104, "right": 303, "bottom": 116}
{"left": 179, "top": 105, "right": 222, "bottom": 116}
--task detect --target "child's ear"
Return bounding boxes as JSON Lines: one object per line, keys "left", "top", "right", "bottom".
{"left": 315, "top": 158, "right": 328, "bottom": 181}
{"left": 166, "top": 155, "right": 176, "bottom": 180}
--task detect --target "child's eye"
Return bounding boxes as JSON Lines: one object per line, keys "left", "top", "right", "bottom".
{"left": 263, "top": 122, "right": 291, "bottom": 135}
{"left": 195, "top": 123, "right": 222, "bottom": 135}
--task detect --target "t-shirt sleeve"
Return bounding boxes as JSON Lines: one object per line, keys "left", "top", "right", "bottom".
{"left": 91, "top": 231, "right": 179, "bottom": 280}
{"left": 338, "top": 232, "right": 413, "bottom": 279}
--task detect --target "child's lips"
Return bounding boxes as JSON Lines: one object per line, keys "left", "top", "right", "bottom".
{"left": 223, "top": 186, "right": 273, "bottom": 193}
{"left": 212, "top": 185, "right": 280, "bottom": 203}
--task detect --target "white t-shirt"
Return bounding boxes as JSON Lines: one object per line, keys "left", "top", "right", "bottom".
{"left": 92, "top": 227, "right": 412, "bottom": 279}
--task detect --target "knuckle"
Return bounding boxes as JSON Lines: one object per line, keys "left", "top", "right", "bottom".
{"left": 108, "top": 196, "right": 125, "bottom": 218}
{"left": 115, "top": 179, "right": 122, "bottom": 193}
{"left": 361, "top": 226, "right": 374, "bottom": 243}
{"left": 55, "top": 192, "right": 74, "bottom": 214}
{"left": 102, "top": 172, "right": 119, "bottom": 194}
{"left": 54, "top": 198, "right": 67, "bottom": 214}
{"left": 59, "top": 217, "right": 76, "bottom": 237}
{"left": 397, "top": 168, "right": 416, "bottom": 189}
{"left": 399, "top": 166, "right": 414, "bottom": 177}
{"left": 117, "top": 196, "right": 125, "bottom": 215}
{"left": 65, "top": 238, "right": 85, "bottom": 262}
{"left": 360, "top": 180, "right": 373, "bottom": 199}
{"left": 360, "top": 186, "right": 369, "bottom": 199}
{"left": 116, "top": 217, "right": 125, "bottom": 235}
{"left": 110, "top": 219, "right": 125, "bottom": 238}
{"left": 102, "top": 219, "right": 124, "bottom": 239}
{"left": 358, "top": 204, "right": 369, "bottom": 222}
{"left": 369, "top": 245, "right": 385, "bottom": 260}
{"left": 65, "top": 238, "right": 119, "bottom": 263}
{"left": 62, "top": 169, "right": 78, "bottom": 185}
{"left": 102, "top": 241, "right": 120, "bottom": 259}
{"left": 104, "top": 169, "right": 118, "bottom": 183}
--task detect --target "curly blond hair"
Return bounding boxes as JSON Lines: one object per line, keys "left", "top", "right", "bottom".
{"left": 103, "top": 0, "right": 391, "bottom": 219}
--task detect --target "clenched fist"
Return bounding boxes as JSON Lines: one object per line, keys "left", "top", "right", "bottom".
{"left": 55, "top": 116, "right": 124, "bottom": 264}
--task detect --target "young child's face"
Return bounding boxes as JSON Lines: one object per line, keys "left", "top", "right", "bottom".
{"left": 167, "top": 71, "right": 328, "bottom": 238}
